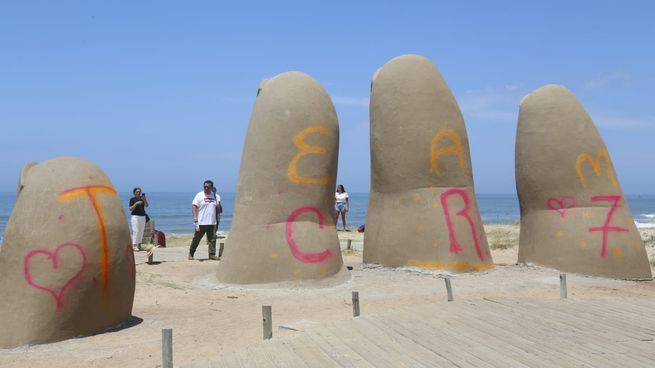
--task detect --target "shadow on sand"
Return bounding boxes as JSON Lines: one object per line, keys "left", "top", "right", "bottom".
{"left": 83, "top": 316, "right": 144, "bottom": 338}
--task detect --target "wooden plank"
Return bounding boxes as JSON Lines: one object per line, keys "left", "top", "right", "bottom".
{"left": 201, "top": 298, "right": 655, "bottom": 368}
{"left": 205, "top": 353, "right": 242, "bottom": 368}
{"left": 506, "top": 300, "right": 655, "bottom": 367}
{"left": 346, "top": 318, "right": 434, "bottom": 367}
{"left": 408, "top": 306, "right": 550, "bottom": 368}
{"left": 284, "top": 332, "right": 340, "bottom": 367}
{"left": 499, "top": 300, "right": 651, "bottom": 348}
{"left": 402, "top": 305, "right": 536, "bottom": 368}
{"left": 244, "top": 345, "right": 276, "bottom": 367}
{"left": 304, "top": 325, "right": 376, "bottom": 368}
{"left": 474, "top": 300, "right": 639, "bottom": 368}
{"left": 455, "top": 301, "right": 603, "bottom": 367}
{"left": 262, "top": 340, "right": 311, "bottom": 368}
{"left": 482, "top": 300, "right": 624, "bottom": 367}
{"left": 535, "top": 301, "right": 655, "bottom": 367}
{"left": 363, "top": 316, "right": 460, "bottom": 368}
{"left": 233, "top": 346, "right": 261, "bottom": 368}
{"left": 226, "top": 349, "right": 246, "bottom": 368}
{"left": 321, "top": 320, "right": 409, "bottom": 368}
{"left": 571, "top": 300, "right": 655, "bottom": 337}
{"left": 404, "top": 302, "right": 560, "bottom": 366}
{"left": 380, "top": 308, "right": 494, "bottom": 367}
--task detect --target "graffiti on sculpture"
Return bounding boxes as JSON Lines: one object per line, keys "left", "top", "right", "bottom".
{"left": 546, "top": 196, "right": 577, "bottom": 218}
{"left": 285, "top": 125, "right": 334, "bottom": 264}
{"left": 544, "top": 148, "right": 631, "bottom": 258}
{"left": 364, "top": 55, "right": 493, "bottom": 273}
{"left": 440, "top": 188, "right": 485, "bottom": 261}
{"left": 546, "top": 193, "right": 629, "bottom": 258}
{"left": 288, "top": 126, "right": 331, "bottom": 185}
{"left": 430, "top": 128, "right": 464, "bottom": 175}
{"left": 576, "top": 148, "right": 618, "bottom": 188}
{"left": 515, "top": 84, "right": 650, "bottom": 280}
{"left": 23, "top": 242, "right": 87, "bottom": 310}
{"left": 589, "top": 195, "right": 628, "bottom": 258}
{"left": 217, "top": 72, "right": 344, "bottom": 285}
{"left": 57, "top": 185, "right": 118, "bottom": 295}
{"left": 285, "top": 206, "right": 332, "bottom": 263}
{"left": 126, "top": 243, "right": 136, "bottom": 280}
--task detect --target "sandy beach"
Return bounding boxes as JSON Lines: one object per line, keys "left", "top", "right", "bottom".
{"left": 1, "top": 224, "right": 654, "bottom": 367}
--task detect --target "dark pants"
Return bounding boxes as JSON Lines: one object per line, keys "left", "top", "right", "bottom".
{"left": 189, "top": 225, "right": 216, "bottom": 257}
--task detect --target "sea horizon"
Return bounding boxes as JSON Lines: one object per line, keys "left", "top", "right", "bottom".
{"left": 1, "top": 191, "right": 654, "bottom": 238}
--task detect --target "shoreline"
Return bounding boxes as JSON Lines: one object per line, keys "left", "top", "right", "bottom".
{"left": 163, "top": 224, "right": 655, "bottom": 261}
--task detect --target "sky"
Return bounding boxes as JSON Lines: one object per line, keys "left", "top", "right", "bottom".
{"left": 1, "top": 1, "right": 654, "bottom": 194}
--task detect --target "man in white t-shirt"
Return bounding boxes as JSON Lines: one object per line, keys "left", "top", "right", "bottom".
{"left": 188, "top": 180, "right": 221, "bottom": 260}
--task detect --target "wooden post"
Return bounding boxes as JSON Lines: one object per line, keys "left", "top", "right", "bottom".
{"left": 262, "top": 305, "right": 272, "bottom": 340}
{"left": 162, "top": 328, "right": 173, "bottom": 368}
{"left": 352, "top": 291, "right": 360, "bottom": 317}
{"left": 444, "top": 278, "right": 453, "bottom": 302}
{"left": 347, "top": 239, "right": 352, "bottom": 250}
{"left": 560, "top": 273, "right": 567, "bottom": 299}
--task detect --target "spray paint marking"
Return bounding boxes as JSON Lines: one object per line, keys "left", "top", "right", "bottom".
{"left": 430, "top": 128, "right": 464, "bottom": 175}
{"left": 407, "top": 259, "right": 493, "bottom": 272}
{"left": 576, "top": 148, "right": 618, "bottom": 188}
{"left": 58, "top": 185, "right": 117, "bottom": 295}
{"left": 288, "top": 126, "right": 331, "bottom": 185}
{"left": 23, "top": 242, "right": 87, "bottom": 310}
{"left": 126, "top": 243, "right": 136, "bottom": 280}
{"left": 440, "top": 188, "right": 485, "bottom": 261}
{"left": 546, "top": 196, "right": 576, "bottom": 218}
{"left": 285, "top": 206, "right": 332, "bottom": 263}
{"left": 588, "top": 195, "right": 628, "bottom": 257}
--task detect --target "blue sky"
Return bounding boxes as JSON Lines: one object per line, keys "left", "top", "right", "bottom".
{"left": 1, "top": 1, "right": 654, "bottom": 194}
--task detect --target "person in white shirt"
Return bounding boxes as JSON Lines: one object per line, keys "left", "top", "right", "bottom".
{"left": 334, "top": 184, "right": 350, "bottom": 231}
{"left": 189, "top": 180, "right": 221, "bottom": 260}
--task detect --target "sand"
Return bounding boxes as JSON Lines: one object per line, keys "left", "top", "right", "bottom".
{"left": 1, "top": 224, "right": 654, "bottom": 367}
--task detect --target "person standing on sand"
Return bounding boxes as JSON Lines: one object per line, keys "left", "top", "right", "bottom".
{"left": 207, "top": 186, "right": 225, "bottom": 258}
{"left": 189, "top": 180, "right": 221, "bottom": 260}
{"left": 129, "top": 187, "right": 148, "bottom": 251}
{"left": 335, "top": 184, "right": 350, "bottom": 231}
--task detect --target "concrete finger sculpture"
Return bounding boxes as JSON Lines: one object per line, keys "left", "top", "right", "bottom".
{"left": 217, "top": 72, "right": 348, "bottom": 285}
{"left": 0, "top": 157, "right": 136, "bottom": 347}
{"left": 363, "top": 54, "right": 493, "bottom": 272}
{"left": 516, "top": 85, "right": 651, "bottom": 280}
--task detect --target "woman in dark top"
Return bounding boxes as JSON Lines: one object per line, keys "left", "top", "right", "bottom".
{"left": 129, "top": 187, "right": 149, "bottom": 251}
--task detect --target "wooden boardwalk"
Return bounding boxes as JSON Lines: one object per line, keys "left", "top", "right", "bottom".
{"left": 189, "top": 299, "right": 655, "bottom": 367}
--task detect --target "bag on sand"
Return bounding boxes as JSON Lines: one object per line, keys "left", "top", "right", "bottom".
{"left": 151, "top": 229, "right": 166, "bottom": 248}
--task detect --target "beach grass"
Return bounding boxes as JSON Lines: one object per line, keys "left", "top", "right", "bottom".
{"left": 484, "top": 225, "right": 520, "bottom": 250}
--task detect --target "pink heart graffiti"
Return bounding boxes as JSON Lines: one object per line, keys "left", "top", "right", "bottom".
{"left": 546, "top": 196, "right": 577, "bottom": 218}
{"left": 23, "top": 242, "right": 87, "bottom": 310}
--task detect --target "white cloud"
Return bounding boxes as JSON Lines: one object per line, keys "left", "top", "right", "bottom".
{"left": 584, "top": 70, "right": 631, "bottom": 91}
{"left": 332, "top": 96, "right": 369, "bottom": 107}
{"left": 457, "top": 85, "right": 525, "bottom": 123}
{"left": 594, "top": 114, "right": 655, "bottom": 130}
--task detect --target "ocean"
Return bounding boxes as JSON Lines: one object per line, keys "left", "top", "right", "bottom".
{"left": 1, "top": 192, "right": 654, "bottom": 238}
